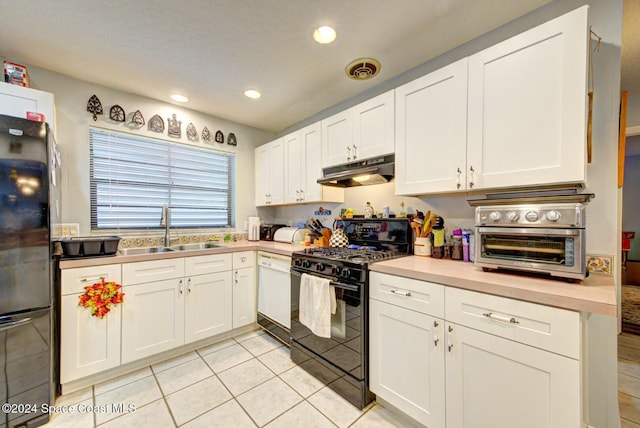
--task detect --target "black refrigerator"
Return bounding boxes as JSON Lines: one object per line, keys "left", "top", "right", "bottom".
{"left": 0, "top": 114, "right": 59, "bottom": 427}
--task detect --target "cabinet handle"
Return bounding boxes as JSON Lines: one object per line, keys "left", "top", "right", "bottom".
{"left": 178, "top": 279, "right": 183, "bottom": 295}
{"left": 434, "top": 336, "right": 440, "bottom": 347}
{"left": 447, "top": 325, "right": 454, "bottom": 352}
{"left": 469, "top": 165, "right": 475, "bottom": 188}
{"left": 81, "top": 276, "right": 106, "bottom": 283}
{"left": 390, "top": 289, "right": 412, "bottom": 297}
{"left": 347, "top": 146, "right": 351, "bottom": 161}
{"left": 456, "top": 168, "right": 462, "bottom": 190}
{"left": 241, "top": 256, "right": 247, "bottom": 263}
{"left": 352, "top": 144, "right": 357, "bottom": 160}
{"left": 235, "top": 271, "right": 238, "bottom": 284}
{"left": 482, "top": 312, "right": 519, "bottom": 325}
{"left": 187, "top": 278, "right": 192, "bottom": 293}
{"left": 434, "top": 320, "right": 439, "bottom": 327}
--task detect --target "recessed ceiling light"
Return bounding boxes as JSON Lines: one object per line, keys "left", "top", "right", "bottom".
{"left": 244, "top": 89, "right": 262, "bottom": 99}
{"left": 170, "top": 94, "right": 189, "bottom": 103}
{"left": 313, "top": 26, "right": 336, "bottom": 44}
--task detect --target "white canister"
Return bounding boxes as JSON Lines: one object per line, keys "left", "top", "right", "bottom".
{"left": 414, "top": 237, "right": 431, "bottom": 256}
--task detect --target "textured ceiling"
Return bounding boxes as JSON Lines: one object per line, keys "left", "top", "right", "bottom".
{"left": 0, "top": 0, "right": 553, "bottom": 133}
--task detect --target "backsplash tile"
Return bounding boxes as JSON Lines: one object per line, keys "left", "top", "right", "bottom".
{"left": 119, "top": 232, "right": 247, "bottom": 249}
{"left": 586, "top": 254, "right": 614, "bottom": 275}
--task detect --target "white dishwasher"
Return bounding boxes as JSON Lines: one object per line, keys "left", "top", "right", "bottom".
{"left": 257, "top": 251, "right": 294, "bottom": 345}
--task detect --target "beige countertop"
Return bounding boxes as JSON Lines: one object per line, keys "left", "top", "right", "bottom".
{"left": 60, "top": 242, "right": 617, "bottom": 316}
{"left": 371, "top": 256, "right": 617, "bottom": 317}
{"left": 58, "top": 240, "right": 307, "bottom": 269}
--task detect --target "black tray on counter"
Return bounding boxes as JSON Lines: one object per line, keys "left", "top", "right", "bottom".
{"left": 58, "top": 236, "right": 121, "bottom": 258}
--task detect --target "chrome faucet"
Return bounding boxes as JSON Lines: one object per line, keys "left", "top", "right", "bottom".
{"left": 160, "top": 204, "right": 170, "bottom": 247}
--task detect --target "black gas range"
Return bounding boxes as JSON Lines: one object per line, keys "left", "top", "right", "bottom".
{"left": 290, "top": 218, "right": 412, "bottom": 409}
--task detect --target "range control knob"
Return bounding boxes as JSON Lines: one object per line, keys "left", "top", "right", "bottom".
{"left": 525, "top": 211, "right": 539, "bottom": 222}
{"left": 341, "top": 268, "right": 351, "bottom": 278}
{"left": 302, "top": 260, "right": 312, "bottom": 269}
{"left": 331, "top": 266, "right": 341, "bottom": 276}
{"left": 488, "top": 211, "right": 501, "bottom": 222}
{"left": 294, "top": 259, "right": 303, "bottom": 267}
{"left": 506, "top": 211, "right": 520, "bottom": 222}
{"left": 546, "top": 210, "right": 562, "bottom": 222}
{"left": 315, "top": 263, "right": 325, "bottom": 272}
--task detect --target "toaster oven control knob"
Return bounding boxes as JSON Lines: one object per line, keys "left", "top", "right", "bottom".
{"left": 488, "top": 211, "right": 501, "bottom": 222}
{"left": 525, "top": 211, "right": 539, "bottom": 222}
{"left": 546, "top": 210, "right": 562, "bottom": 222}
{"left": 506, "top": 211, "right": 520, "bottom": 222}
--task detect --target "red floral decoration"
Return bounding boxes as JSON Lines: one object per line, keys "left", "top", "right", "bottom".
{"left": 78, "top": 278, "right": 125, "bottom": 318}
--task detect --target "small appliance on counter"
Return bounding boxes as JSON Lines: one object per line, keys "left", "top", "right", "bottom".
{"left": 273, "top": 227, "right": 310, "bottom": 244}
{"left": 248, "top": 216, "right": 260, "bottom": 241}
{"left": 260, "top": 224, "right": 286, "bottom": 241}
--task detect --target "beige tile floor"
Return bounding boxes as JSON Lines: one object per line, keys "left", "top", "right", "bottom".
{"left": 44, "top": 329, "right": 419, "bottom": 428}
{"left": 43, "top": 330, "right": 640, "bottom": 427}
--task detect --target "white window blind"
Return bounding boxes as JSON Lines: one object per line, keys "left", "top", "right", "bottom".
{"left": 90, "top": 128, "right": 234, "bottom": 230}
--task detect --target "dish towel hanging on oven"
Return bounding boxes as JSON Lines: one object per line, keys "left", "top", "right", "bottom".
{"left": 299, "top": 273, "right": 337, "bottom": 338}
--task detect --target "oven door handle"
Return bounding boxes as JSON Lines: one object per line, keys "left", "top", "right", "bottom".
{"left": 476, "top": 227, "right": 581, "bottom": 236}
{"left": 291, "top": 269, "right": 359, "bottom": 292}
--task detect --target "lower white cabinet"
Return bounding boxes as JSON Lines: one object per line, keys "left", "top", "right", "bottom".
{"left": 60, "top": 250, "right": 257, "bottom": 385}
{"left": 121, "top": 278, "right": 186, "bottom": 363}
{"left": 369, "top": 299, "right": 445, "bottom": 427}
{"left": 60, "top": 264, "right": 122, "bottom": 384}
{"left": 185, "top": 271, "right": 232, "bottom": 344}
{"left": 232, "top": 251, "right": 257, "bottom": 328}
{"left": 445, "top": 322, "right": 580, "bottom": 428}
{"left": 369, "top": 272, "right": 582, "bottom": 428}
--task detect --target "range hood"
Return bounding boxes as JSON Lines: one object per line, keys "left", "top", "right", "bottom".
{"left": 317, "top": 154, "right": 394, "bottom": 187}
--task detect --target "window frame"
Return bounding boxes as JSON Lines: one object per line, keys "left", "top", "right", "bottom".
{"left": 89, "top": 127, "right": 235, "bottom": 232}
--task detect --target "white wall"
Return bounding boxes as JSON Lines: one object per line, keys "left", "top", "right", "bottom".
{"left": 23, "top": 66, "right": 274, "bottom": 236}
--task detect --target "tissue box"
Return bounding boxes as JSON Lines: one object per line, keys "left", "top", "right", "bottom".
{"left": 4, "top": 61, "right": 29, "bottom": 87}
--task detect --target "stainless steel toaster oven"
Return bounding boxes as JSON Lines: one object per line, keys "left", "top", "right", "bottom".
{"left": 472, "top": 197, "right": 589, "bottom": 280}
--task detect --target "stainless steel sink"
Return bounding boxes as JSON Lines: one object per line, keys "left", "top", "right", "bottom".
{"left": 171, "top": 242, "right": 223, "bottom": 251}
{"left": 118, "top": 246, "right": 175, "bottom": 255}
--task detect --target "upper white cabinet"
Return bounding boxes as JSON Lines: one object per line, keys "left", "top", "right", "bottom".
{"left": 284, "top": 122, "right": 344, "bottom": 205}
{"left": 395, "top": 59, "right": 469, "bottom": 195}
{"left": 322, "top": 90, "right": 394, "bottom": 168}
{"left": 0, "top": 83, "right": 56, "bottom": 135}
{"left": 396, "top": 6, "right": 589, "bottom": 195}
{"left": 466, "top": 6, "right": 588, "bottom": 191}
{"left": 255, "top": 138, "right": 284, "bottom": 206}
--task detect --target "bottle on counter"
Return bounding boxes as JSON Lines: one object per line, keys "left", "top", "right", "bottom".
{"left": 462, "top": 230, "right": 471, "bottom": 262}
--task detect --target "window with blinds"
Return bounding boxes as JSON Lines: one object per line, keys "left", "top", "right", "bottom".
{"left": 90, "top": 128, "right": 234, "bottom": 230}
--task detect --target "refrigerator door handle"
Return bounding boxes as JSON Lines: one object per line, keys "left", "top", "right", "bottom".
{"left": 0, "top": 318, "right": 31, "bottom": 332}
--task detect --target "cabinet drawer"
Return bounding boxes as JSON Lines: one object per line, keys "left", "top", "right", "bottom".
{"left": 122, "top": 258, "right": 185, "bottom": 285}
{"left": 61, "top": 264, "right": 122, "bottom": 295}
{"left": 185, "top": 253, "right": 232, "bottom": 276}
{"left": 370, "top": 272, "right": 444, "bottom": 319}
{"left": 233, "top": 251, "right": 255, "bottom": 269}
{"left": 445, "top": 287, "right": 580, "bottom": 359}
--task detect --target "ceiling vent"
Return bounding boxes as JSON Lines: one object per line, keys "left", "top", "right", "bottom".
{"left": 345, "top": 58, "right": 381, "bottom": 80}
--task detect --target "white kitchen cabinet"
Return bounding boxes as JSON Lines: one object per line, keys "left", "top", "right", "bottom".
{"left": 466, "top": 6, "right": 588, "bottom": 191}
{"left": 184, "top": 271, "right": 232, "bottom": 343}
{"left": 370, "top": 273, "right": 445, "bottom": 426}
{"left": 183, "top": 253, "right": 233, "bottom": 343}
{"left": 255, "top": 138, "right": 284, "bottom": 206}
{"left": 395, "top": 58, "right": 468, "bottom": 195}
{"left": 395, "top": 7, "right": 588, "bottom": 195}
{"left": 0, "top": 82, "right": 56, "bottom": 135}
{"left": 60, "top": 264, "right": 122, "bottom": 384}
{"left": 369, "top": 272, "right": 583, "bottom": 427}
{"left": 322, "top": 90, "right": 394, "bottom": 168}
{"left": 121, "top": 278, "right": 185, "bottom": 364}
{"left": 445, "top": 322, "right": 580, "bottom": 428}
{"left": 232, "top": 252, "right": 256, "bottom": 329}
{"left": 284, "top": 122, "right": 343, "bottom": 204}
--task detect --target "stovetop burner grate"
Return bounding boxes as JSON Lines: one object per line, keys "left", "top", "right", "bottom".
{"left": 297, "top": 247, "right": 404, "bottom": 264}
